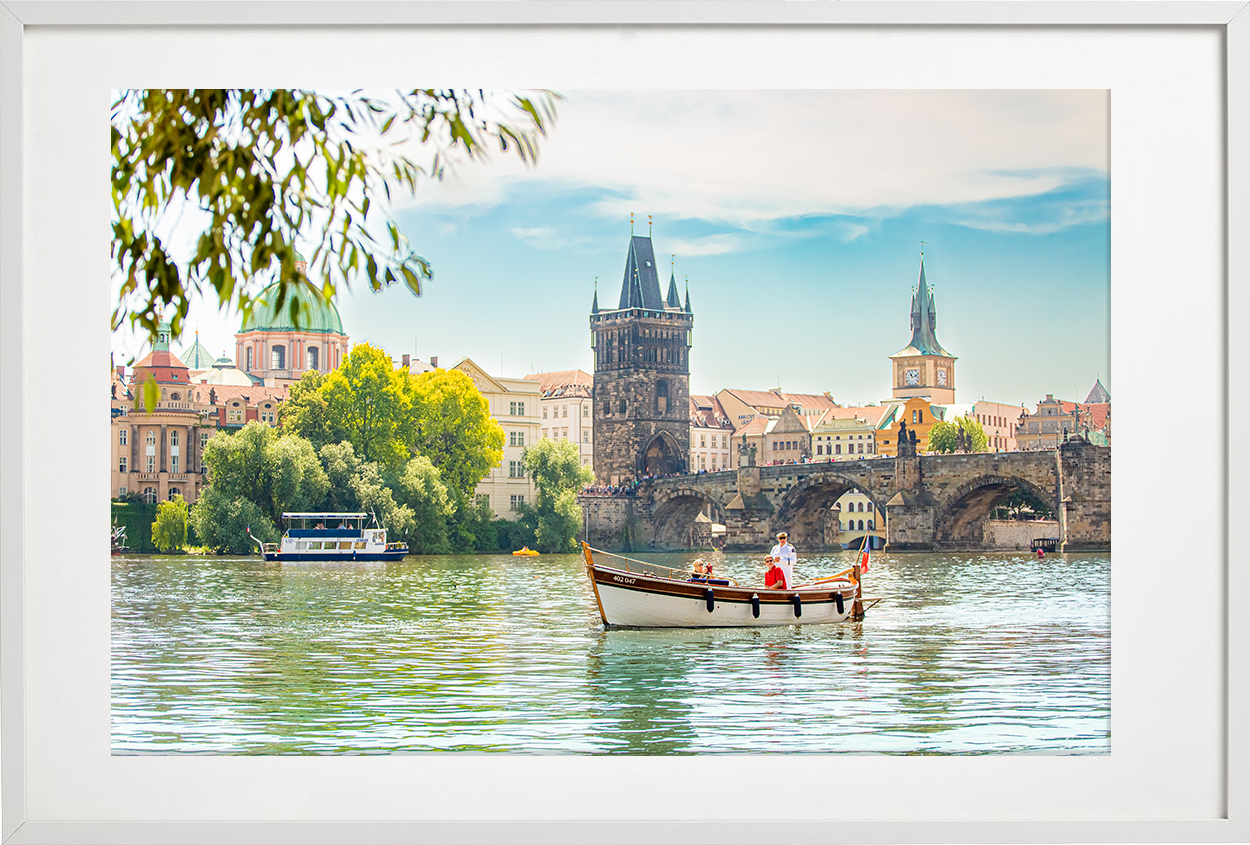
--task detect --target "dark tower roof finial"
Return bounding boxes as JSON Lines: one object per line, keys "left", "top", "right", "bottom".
{"left": 630, "top": 212, "right": 634, "bottom": 236}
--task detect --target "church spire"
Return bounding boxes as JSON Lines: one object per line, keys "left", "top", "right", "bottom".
{"left": 591, "top": 276, "right": 599, "bottom": 314}
{"left": 665, "top": 256, "right": 681, "bottom": 308}
{"left": 896, "top": 255, "right": 953, "bottom": 359}
{"left": 684, "top": 276, "right": 692, "bottom": 313}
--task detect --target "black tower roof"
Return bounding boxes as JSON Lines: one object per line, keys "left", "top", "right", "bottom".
{"left": 618, "top": 236, "right": 669, "bottom": 311}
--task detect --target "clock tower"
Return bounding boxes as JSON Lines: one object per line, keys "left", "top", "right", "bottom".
{"left": 889, "top": 257, "right": 957, "bottom": 405}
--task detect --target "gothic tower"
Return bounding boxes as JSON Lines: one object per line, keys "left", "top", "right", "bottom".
{"left": 590, "top": 235, "right": 693, "bottom": 485}
{"left": 889, "top": 257, "right": 957, "bottom": 405}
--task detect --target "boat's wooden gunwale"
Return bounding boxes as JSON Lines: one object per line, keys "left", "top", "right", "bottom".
{"left": 590, "top": 563, "right": 854, "bottom": 605}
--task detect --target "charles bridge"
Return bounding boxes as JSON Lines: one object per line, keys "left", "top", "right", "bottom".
{"left": 578, "top": 438, "right": 1110, "bottom": 552}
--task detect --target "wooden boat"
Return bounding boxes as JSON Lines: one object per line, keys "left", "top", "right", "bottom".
{"left": 111, "top": 524, "right": 128, "bottom": 556}
{"left": 582, "top": 543, "right": 874, "bottom": 628}
{"left": 512, "top": 547, "right": 540, "bottom": 556}
{"left": 251, "top": 512, "right": 408, "bottom": 562}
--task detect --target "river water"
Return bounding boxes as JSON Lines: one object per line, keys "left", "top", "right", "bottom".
{"left": 111, "top": 550, "right": 1109, "bottom": 755}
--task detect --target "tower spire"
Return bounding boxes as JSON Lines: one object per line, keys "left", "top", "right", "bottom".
{"left": 630, "top": 212, "right": 634, "bottom": 236}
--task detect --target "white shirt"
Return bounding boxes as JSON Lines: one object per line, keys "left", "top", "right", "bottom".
{"left": 770, "top": 542, "right": 796, "bottom": 589}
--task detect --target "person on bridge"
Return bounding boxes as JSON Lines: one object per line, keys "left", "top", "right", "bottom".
{"left": 769, "top": 531, "right": 797, "bottom": 590}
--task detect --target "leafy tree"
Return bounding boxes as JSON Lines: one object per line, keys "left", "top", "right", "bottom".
{"left": 452, "top": 497, "right": 499, "bottom": 553}
{"left": 321, "top": 343, "right": 411, "bottom": 466}
{"left": 395, "top": 455, "right": 454, "bottom": 554}
{"left": 188, "top": 487, "right": 278, "bottom": 554}
{"left": 407, "top": 368, "right": 505, "bottom": 498}
{"left": 268, "top": 435, "right": 330, "bottom": 517}
{"left": 280, "top": 370, "right": 339, "bottom": 449}
{"left": 111, "top": 88, "right": 558, "bottom": 344}
{"left": 150, "top": 494, "right": 189, "bottom": 552}
{"left": 993, "top": 488, "right": 1054, "bottom": 520}
{"left": 929, "top": 416, "right": 989, "bottom": 454}
{"left": 315, "top": 441, "right": 416, "bottom": 546}
{"left": 520, "top": 438, "right": 594, "bottom": 553}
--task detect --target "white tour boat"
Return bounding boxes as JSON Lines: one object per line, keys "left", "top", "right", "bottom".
{"left": 582, "top": 543, "right": 877, "bottom": 628}
{"left": 251, "top": 512, "right": 409, "bottom": 562}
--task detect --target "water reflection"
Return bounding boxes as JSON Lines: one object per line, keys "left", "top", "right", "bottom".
{"left": 112, "top": 550, "right": 1109, "bottom": 755}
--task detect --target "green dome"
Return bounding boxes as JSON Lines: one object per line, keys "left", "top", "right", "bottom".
{"left": 240, "top": 281, "right": 344, "bottom": 334}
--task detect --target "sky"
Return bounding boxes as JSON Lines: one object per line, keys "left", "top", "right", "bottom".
{"left": 115, "top": 89, "right": 1110, "bottom": 409}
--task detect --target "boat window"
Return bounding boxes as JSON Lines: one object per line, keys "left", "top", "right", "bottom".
{"left": 339, "top": 541, "right": 352, "bottom": 550}
{"left": 307, "top": 541, "right": 321, "bottom": 550}
{"left": 296, "top": 542, "right": 306, "bottom": 551}
{"left": 354, "top": 541, "right": 367, "bottom": 549}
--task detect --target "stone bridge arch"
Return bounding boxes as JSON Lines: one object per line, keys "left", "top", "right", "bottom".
{"left": 650, "top": 486, "right": 727, "bottom": 549}
{"left": 641, "top": 430, "right": 687, "bottom": 477}
{"left": 775, "top": 471, "right": 888, "bottom": 551}
{"left": 933, "top": 474, "right": 1057, "bottom": 546}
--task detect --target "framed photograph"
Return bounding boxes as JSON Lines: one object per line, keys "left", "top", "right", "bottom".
{"left": 2, "top": 2, "right": 1246, "bottom": 843}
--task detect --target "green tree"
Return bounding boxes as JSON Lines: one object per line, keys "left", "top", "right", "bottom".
{"left": 521, "top": 438, "right": 594, "bottom": 553}
{"left": 315, "top": 441, "right": 416, "bottom": 546}
{"left": 150, "top": 494, "right": 189, "bottom": 552}
{"left": 929, "top": 416, "right": 989, "bottom": 454}
{"left": 188, "top": 487, "right": 279, "bottom": 554}
{"left": 268, "top": 435, "right": 330, "bottom": 517}
{"left": 407, "top": 368, "right": 505, "bottom": 498}
{"left": 321, "top": 343, "right": 411, "bottom": 466}
{"left": 280, "top": 370, "right": 339, "bottom": 449}
{"left": 112, "top": 89, "right": 558, "bottom": 344}
{"left": 395, "top": 455, "right": 454, "bottom": 554}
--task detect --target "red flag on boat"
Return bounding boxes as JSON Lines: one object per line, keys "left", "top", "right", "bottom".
{"left": 860, "top": 538, "right": 870, "bottom": 574}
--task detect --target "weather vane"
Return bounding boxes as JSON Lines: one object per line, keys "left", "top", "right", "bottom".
{"left": 630, "top": 212, "right": 634, "bottom": 235}
{"left": 648, "top": 214, "right": 653, "bottom": 235}
{"left": 920, "top": 240, "right": 927, "bottom": 260}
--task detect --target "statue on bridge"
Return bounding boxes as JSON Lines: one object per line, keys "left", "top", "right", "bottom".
{"left": 739, "top": 433, "right": 757, "bottom": 467}
{"left": 897, "top": 419, "right": 917, "bottom": 457}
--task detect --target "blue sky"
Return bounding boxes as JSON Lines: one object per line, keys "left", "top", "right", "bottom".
{"left": 125, "top": 90, "right": 1110, "bottom": 408}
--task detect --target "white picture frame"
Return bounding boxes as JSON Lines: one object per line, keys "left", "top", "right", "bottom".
{"left": 1, "top": 2, "right": 1246, "bottom": 843}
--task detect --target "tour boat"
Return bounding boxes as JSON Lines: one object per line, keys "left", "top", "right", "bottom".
{"left": 251, "top": 512, "right": 409, "bottom": 562}
{"left": 582, "top": 543, "right": 875, "bottom": 628}
{"left": 513, "top": 547, "right": 540, "bottom": 556}
{"left": 111, "top": 524, "right": 128, "bottom": 556}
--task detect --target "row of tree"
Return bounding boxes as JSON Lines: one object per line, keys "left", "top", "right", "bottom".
{"left": 153, "top": 344, "right": 593, "bottom": 555}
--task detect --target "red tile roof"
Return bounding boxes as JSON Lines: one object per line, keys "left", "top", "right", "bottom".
{"left": 720, "top": 388, "right": 839, "bottom": 412}
{"left": 524, "top": 369, "right": 593, "bottom": 390}
{"left": 1060, "top": 400, "right": 1111, "bottom": 431}
{"left": 689, "top": 395, "right": 734, "bottom": 429}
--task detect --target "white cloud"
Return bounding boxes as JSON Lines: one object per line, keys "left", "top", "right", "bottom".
{"left": 409, "top": 90, "right": 1108, "bottom": 232}
{"left": 661, "top": 234, "right": 746, "bottom": 257}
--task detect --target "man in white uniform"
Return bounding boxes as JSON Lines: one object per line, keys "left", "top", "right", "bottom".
{"left": 769, "top": 531, "right": 797, "bottom": 590}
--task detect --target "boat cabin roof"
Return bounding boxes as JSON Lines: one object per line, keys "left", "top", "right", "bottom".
{"left": 281, "top": 512, "right": 368, "bottom": 520}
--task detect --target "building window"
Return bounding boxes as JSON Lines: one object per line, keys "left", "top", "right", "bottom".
{"left": 619, "top": 399, "right": 627, "bottom": 414}
{"left": 857, "top": 443, "right": 864, "bottom": 454}
{"left": 171, "top": 456, "right": 179, "bottom": 473}
{"left": 582, "top": 430, "right": 589, "bottom": 443}
{"left": 143, "top": 487, "right": 157, "bottom": 504}
{"left": 171, "top": 430, "right": 179, "bottom": 447}
{"left": 509, "top": 431, "right": 524, "bottom": 447}
{"left": 866, "top": 502, "right": 873, "bottom": 512}
{"left": 119, "top": 487, "right": 127, "bottom": 497}
{"left": 246, "top": 347, "right": 253, "bottom": 371}
{"left": 816, "top": 445, "right": 823, "bottom": 455}
{"left": 562, "top": 405, "right": 568, "bottom": 418}
{"left": 603, "top": 402, "right": 610, "bottom": 417}
{"left": 656, "top": 380, "right": 668, "bottom": 414}
{"left": 168, "top": 487, "right": 180, "bottom": 500}
{"left": 200, "top": 432, "right": 210, "bottom": 450}
{"left": 119, "top": 429, "right": 127, "bottom": 446}
{"left": 509, "top": 461, "right": 524, "bottom": 478}
{"left": 146, "top": 430, "right": 156, "bottom": 446}
{"left": 146, "top": 455, "right": 155, "bottom": 473}
{"left": 835, "top": 444, "right": 842, "bottom": 454}
{"left": 543, "top": 407, "right": 548, "bottom": 419}
{"left": 858, "top": 519, "right": 865, "bottom": 531}
{"left": 700, "top": 435, "right": 706, "bottom": 448}
{"left": 119, "top": 456, "right": 127, "bottom": 473}
{"left": 271, "top": 345, "right": 286, "bottom": 370}
{"left": 476, "top": 494, "right": 491, "bottom": 509}
{"left": 583, "top": 405, "right": 589, "bottom": 417}
{"left": 510, "top": 494, "right": 525, "bottom": 511}
{"left": 307, "top": 346, "right": 319, "bottom": 371}
{"left": 510, "top": 401, "right": 525, "bottom": 416}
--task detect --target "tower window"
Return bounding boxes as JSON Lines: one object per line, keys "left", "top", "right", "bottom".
{"left": 307, "top": 346, "right": 319, "bottom": 371}
{"left": 246, "top": 347, "right": 253, "bottom": 371}
{"left": 656, "top": 380, "right": 668, "bottom": 414}
{"left": 271, "top": 345, "right": 286, "bottom": 370}
{"left": 619, "top": 399, "right": 627, "bottom": 414}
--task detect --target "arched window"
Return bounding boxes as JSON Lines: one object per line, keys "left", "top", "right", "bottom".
{"left": 867, "top": 520, "right": 874, "bottom": 530}
{"left": 271, "top": 345, "right": 286, "bottom": 370}
{"left": 168, "top": 487, "right": 180, "bottom": 500}
{"left": 143, "top": 487, "right": 157, "bottom": 504}
{"left": 246, "top": 347, "right": 253, "bottom": 371}
{"left": 858, "top": 501, "right": 865, "bottom": 512}
{"left": 912, "top": 410, "right": 917, "bottom": 423}
{"left": 307, "top": 346, "right": 319, "bottom": 371}
{"left": 918, "top": 410, "right": 924, "bottom": 424}
{"left": 858, "top": 519, "right": 864, "bottom": 531}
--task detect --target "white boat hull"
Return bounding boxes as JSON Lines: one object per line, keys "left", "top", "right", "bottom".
{"left": 594, "top": 577, "right": 855, "bottom": 628}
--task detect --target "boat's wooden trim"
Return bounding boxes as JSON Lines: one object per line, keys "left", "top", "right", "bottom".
{"left": 589, "top": 562, "right": 852, "bottom": 606}
{"left": 583, "top": 543, "right": 609, "bottom": 625}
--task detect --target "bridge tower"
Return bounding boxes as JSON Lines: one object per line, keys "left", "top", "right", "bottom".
{"left": 590, "top": 233, "right": 693, "bottom": 485}
{"left": 889, "top": 255, "right": 957, "bottom": 405}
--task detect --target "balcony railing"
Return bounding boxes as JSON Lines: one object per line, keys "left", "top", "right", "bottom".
{"left": 137, "top": 472, "right": 160, "bottom": 482}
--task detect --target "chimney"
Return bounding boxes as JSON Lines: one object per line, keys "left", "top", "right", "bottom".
{"left": 402, "top": 354, "right": 410, "bottom": 369}
{"left": 116, "top": 365, "right": 125, "bottom": 380}
{"left": 430, "top": 356, "right": 439, "bottom": 369}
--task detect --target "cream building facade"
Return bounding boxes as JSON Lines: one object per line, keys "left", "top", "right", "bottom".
{"left": 455, "top": 358, "right": 541, "bottom": 518}
{"left": 525, "top": 369, "right": 594, "bottom": 470}
{"left": 689, "top": 394, "right": 735, "bottom": 473}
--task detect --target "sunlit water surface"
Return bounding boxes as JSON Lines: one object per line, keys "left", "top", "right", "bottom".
{"left": 112, "top": 550, "right": 1109, "bottom": 754}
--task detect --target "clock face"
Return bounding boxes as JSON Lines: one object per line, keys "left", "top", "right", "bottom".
{"left": 937, "top": 369, "right": 947, "bottom": 386}
{"left": 905, "top": 368, "right": 920, "bottom": 386}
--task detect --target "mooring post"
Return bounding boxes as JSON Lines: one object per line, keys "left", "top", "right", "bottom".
{"left": 852, "top": 560, "right": 865, "bottom": 620}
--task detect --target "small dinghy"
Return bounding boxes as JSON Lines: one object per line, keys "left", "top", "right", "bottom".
{"left": 582, "top": 543, "right": 876, "bottom": 629}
